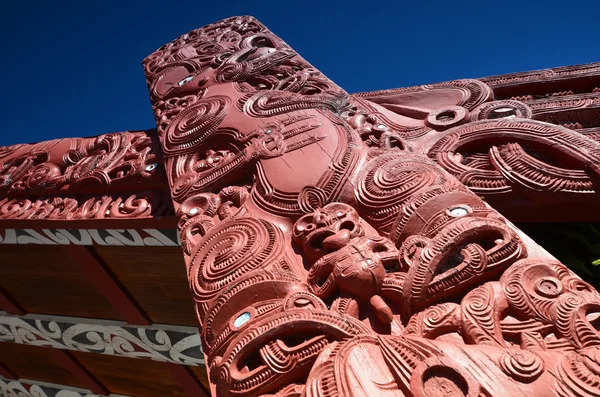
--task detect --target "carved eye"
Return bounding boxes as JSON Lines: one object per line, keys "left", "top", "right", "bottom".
{"left": 488, "top": 107, "right": 518, "bottom": 119}
{"left": 177, "top": 75, "right": 194, "bottom": 86}
{"left": 448, "top": 206, "right": 469, "bottom": 217}
{"left": 145, "top": 163, "right": 158, "bottom": 172}
{"left": 233, "top": 312, "right": 251, "bottom": 328}
{"left": 534, "top": 277, "right": 563, "bottom": 298}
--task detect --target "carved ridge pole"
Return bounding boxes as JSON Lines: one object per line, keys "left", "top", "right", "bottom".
{"left": 0, "top": 131, "right": 172, "bottom": 221}
{"left": 145, "top": 16, "right": 600, "bottom": 397}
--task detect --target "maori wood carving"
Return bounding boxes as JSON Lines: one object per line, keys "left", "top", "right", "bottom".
{"left": 0, "top": 312, "right": 204, "bottom": 366}
{"left": 0, "top": 130, "right": 173, "bottom": 220}
{"left": 144, "top": 16, "right": 600, "bottom": 397}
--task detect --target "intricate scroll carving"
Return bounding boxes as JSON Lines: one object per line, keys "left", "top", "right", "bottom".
{"left": 145, "top": 16, "right": 600, "bottom": 397}
{"left": 426, "top": 119, "right": 600, "bottom": 197}
{"left": 0, "top": 130, "right": 173, "bottom": 220}
{"left": 0, "top": 191, "right": 172, "bottom": 220}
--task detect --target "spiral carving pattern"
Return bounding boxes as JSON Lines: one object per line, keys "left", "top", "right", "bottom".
{"left": 138, "top": 15, "right": 600, "bottom": 397}
{"left": 164, "top": 96, "right": 229, "bottom": 155}
{"left": 356, "top": 154, "right": 450, "bottom": 234}
{"left": 188, "top": 217, "right": 285, "bottom": 304}
{"left": 499, "top": 349, "right": 544, "bottom": 382}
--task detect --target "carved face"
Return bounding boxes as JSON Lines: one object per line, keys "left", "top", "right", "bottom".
{"left": 503, "top": 261, "right": 600, "bottom": 348}
{"left": 212, "top": 301, "right": 371, "bottom": 397}
{"left": 201, "top": 270, "right": 306, "bottom": 357}
{"left": 147, "top": 16, "right": 281, "bottom": 101}
{"left": 293, "top": 203, "right": 366, "bottom": 263}
{"left": 394, "top": 216, "right": 525, "bottom": 317}
{"left": 189, "top": 149, "right": 236, "bottom": 172}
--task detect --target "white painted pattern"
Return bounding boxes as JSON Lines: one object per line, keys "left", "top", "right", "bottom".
{"left": 0, "top": 313, "right": 204, "bottom": 366}
{"left": 0, "top": 229, "right": 180, "bottom": 246}
{"left": 0, "top": 377, "right": 131, "bottom": 397}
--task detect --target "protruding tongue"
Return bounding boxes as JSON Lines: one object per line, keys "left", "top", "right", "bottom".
{"left": 322, "top": 229, "right": 351, "bottom": 251}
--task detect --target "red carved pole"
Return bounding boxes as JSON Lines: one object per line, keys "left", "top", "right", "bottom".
{"left": 145, "top": 16, "right": 600, "bottom": 396}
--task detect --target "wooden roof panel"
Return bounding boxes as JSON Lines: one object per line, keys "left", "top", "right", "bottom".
{"left": 72, "top": 351, "right": 190, "bottom": 397}
{"left": 0, "top": 343, "right": 86, "bottom": 388}
{"left": 94, "top": 246, "right": 197, "bottom": 326}
{"left": 0, "top": 245, "right": 121, "bottom": 320}
{"left": 188, "top": 364, "right": 210, "bottom": 390}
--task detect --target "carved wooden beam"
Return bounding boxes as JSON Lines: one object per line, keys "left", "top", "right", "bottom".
{"left": 144, "top": 16, "right": 600, "bottom": 397}
{"left": 0, "top": 312, "right": 204, "bottom": 366}
{"left": 0, "top": 130, "right": 175, "bottom": 230}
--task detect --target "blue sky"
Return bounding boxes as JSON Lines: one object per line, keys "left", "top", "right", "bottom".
{"left": 1, "top": 0, "right": 599, "bottom": 146}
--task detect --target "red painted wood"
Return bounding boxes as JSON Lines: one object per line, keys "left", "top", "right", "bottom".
{"left": 0, "top": 362, "right": 18, "bottom": 379}
{"left": 165, "top": 364, "right": 210, "bottom": 397}
{"left": 0, "top": 286, "right": 26, "bottom": 315}
{"left": 51, "top": 350, "right": 109, "bottom": 395}
{"left": 64, "top": 245, "right": 150, "bottom": 325}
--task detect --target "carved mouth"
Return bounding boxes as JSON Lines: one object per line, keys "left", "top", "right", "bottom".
{"left": 586, "top": 308, "right": 600, "bottom": 331}
{"left": 306, "top": 223, "right": 356, "bottom": 254}
{"left": 232, "top": 334, "right": 328, "bottom": 391}
{"left": 305, "top": 229, "right": 336, "bottom": 251}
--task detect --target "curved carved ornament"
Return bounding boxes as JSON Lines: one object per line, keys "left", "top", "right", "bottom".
{"left": 0, "top": 130, "right": 173, "bottom": 220}
{"left": 144, "top": 16, "right": 600, "bottom": 397}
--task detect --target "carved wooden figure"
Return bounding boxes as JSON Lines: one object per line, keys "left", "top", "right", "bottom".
{"left": 148, "top": 15, "right": 600, "bottom": 397}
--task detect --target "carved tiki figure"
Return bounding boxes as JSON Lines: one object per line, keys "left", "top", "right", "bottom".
{"left": 143, "top": 16, "right": 600, "bottom": 397}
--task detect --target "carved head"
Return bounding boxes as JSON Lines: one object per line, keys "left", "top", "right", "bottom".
{"left": 502, "top": 259, "right": 600, "bottom": 348}
{"left": 293, "top": 203, "right": 366, "bottom": 263}
{"left": 145, "top": 16, "right": 283, "bottom": 101}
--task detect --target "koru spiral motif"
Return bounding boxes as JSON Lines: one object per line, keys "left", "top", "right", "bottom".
{"left": 0, "top": 131, "right": 171, "bottom": 220}
{"left": 143, "top": 15, "right": 600, "bottom": 397}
